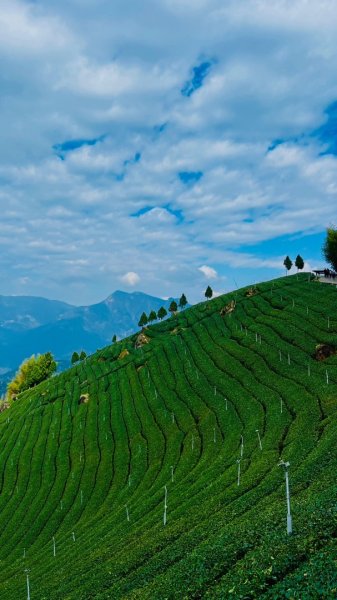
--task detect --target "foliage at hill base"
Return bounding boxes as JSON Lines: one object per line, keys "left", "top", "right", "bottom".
{"left": 6, "top": 351, "right": 56, "bottom": 400}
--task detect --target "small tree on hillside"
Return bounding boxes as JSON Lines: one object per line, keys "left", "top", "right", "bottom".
{"left": 323, "top": 226, "right": 337, "bottom": 272}
{"left": 283, "top": 256, "right": 292, "bottom": 275}
{"left": 205, "top": 286, "right": 213, "bottom": 300}
{"left": 169, "top": 300, "right": 178, "bottom": 315}
{"left": 179, "top": 293, "right": 188, "bottom": 310}
{"left": 138, "top": 312, "right": 148, "bottom": 328}
{"left": 79, "top": 350, "right": 87, "bottom": 361}
{"left": 295, "top": 254, "right": 304, "bottom": 271}
{"left": 7, "top": 352, "right": 57, "bottom": 400}
{"left": 71, "top": 351, "right": 79, "bottom": 365}
{"left": 158, "top": 306, "right": 167, "bottom": 320}
{"left": 112, "top": 334, "right": 117, "bottom": 343}
{"left": 148, "top": 310, "right": 157, "bottom": 323}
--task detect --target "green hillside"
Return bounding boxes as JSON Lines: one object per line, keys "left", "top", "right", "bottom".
{"left": 0, "top": 273, "right": 336, "bottom": 599}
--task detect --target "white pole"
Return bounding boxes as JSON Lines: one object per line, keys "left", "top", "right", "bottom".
{"left": 285, "top": 469, "right": 292, "bottom": 534}
{"left": 171, "top": 412, "right": 175, "bottom": 424}
{"left": 213, "top": 428, "right": 216, "bottom": 443}
{"left": 125, "top": 505, "right": 130, "bottom": 522}
{"left": 72, "top": 532, "right": 76, "bottom": 542}
{"left": 171, "top": 465, "right": 174, "bottom": 482}
{"left": 256, "top": 429, "right": 262, "bottom": 450}
{"left": 279, "top": 460, "right": 292, "bottom": 534}
{"left": 163, "top": 485, "right": 167, "bottom": 526}
{"left": 326, "top": 370, "right": 329, "bottom": 385}
{"left": 279, "top": 350, "right": 282, "bottom": 362}
{"left": 53, "top": 536, "right": 56, "bottom": 557}
{"left": 280, "top": 397, "right": 283, "bottom": 414}
{"left": 237, "top": 459, "right": 241, "bottom": 486}
{"left": 25, "top": 571, "right": 30, "bottom": 600}
{"left": 240, "top": 435, "right": 244, "bottom": 457}
{"left": 225, "top": 398, "right": 228, "bottom": 411}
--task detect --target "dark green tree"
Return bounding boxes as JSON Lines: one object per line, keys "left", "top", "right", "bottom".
{"left": 138, "top": 312, "right": 148, "bottom": 328}
{"left": 112, "top": 334, "right": 117, "bottom": 343}
{"left": 205, "top": 285, "right": 213, "bottom": 300}
{"left": 158, "top": 306, "right": 167, "bottom": 320}
{"left": 169, "top": 300, "right": 178, "bottom": 315}
{"left": 283, "top": 256, "right": 292, "bottom": 274}
{"left": 323, "top": 226, "right": 337, "bottom": 271}
{"left": 148, "top": 310, "right": 157, "bottom": 323}
{"left": 295, "top": 254, "right": 304, "bottom": 271}
{"left": 71, "top": 351, "right": 79, "bottom": 365}
{"left": 79, "top": 350, "right": 87, "bottom": 361}
{"left": 179, "top": 293, "right": 188, "bottom": 309}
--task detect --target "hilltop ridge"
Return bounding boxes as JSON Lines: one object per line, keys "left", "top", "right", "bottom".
{"left": 0, "top": 273, "right": 336, "bottom": 599}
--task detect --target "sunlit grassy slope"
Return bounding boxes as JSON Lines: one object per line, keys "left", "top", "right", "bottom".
{"left": 0, "top": 273, "right": 337, "bottom": 599}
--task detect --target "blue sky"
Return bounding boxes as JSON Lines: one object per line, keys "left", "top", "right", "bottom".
{"left": 0, "top": 0, "right": 336, "bottom": 305}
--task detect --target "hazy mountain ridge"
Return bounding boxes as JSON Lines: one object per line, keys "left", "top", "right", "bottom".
{"left": 0, "top": 290, "right": 175, "bottom": 373}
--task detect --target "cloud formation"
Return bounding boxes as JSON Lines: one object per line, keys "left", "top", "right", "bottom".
{"left": 121, "top": 272, "right": 141, "bottom": 286}
{"left": 198, "top": 265, "right": 218, "bottom": 279}
{"left": 0, "top": 0, "right": 335, "bottom": 303}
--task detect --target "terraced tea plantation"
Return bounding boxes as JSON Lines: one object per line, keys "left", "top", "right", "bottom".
{"left": 0, "top": 273, "right": 336, "bottom": 599}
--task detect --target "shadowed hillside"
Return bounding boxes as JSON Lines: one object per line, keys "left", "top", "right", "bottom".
{"left": 0, "top": 290, "right": 176, "bottom": 372}
{"left": 0, "top": 273, "right": 336, "bottom": 599}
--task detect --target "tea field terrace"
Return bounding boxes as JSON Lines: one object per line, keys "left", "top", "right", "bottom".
{"left": 0, "top": 273, "right": 336, "bottom": 598}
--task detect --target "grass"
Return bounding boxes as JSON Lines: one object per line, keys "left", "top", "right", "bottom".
{"left": 0, "top": 273, "right": 336, "bottom": 599}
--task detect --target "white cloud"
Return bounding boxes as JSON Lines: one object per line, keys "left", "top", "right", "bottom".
{"left": 198, "top": 265, "right": 218, "bottom": 279}
{"left": 0, "top": 0, "right": 335, "bottom": 304}
{"left": 0, "top": 1, "right": 74, "bottom": 56}
{"left": 121, "top": 272, "right": 141, "bottom": 286}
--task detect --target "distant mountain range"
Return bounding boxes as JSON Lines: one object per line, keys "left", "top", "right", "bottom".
{"left": 0, "top": 291, "right": 175, "bottom": 377}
